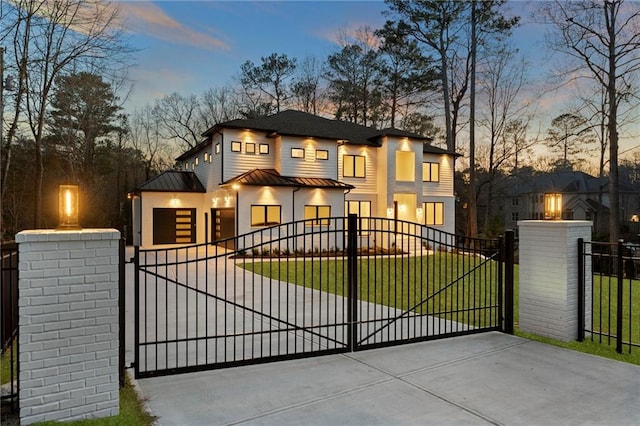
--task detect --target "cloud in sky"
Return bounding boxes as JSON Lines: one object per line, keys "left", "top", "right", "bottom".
{"left": 118, "top": 1, "right": 229, "bottom": 51}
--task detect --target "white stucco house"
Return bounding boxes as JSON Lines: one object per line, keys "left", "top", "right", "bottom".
{"left": 130, "top": 110, "right": 459, "bottom": 248}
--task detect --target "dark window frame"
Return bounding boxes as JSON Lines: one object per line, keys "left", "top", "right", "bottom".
{"left": 343, "top": 154, "right": 366, "bottom": 178}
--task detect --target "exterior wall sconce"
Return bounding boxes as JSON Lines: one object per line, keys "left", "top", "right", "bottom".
{"left": 386, "top": 207, "right": 394, "bottom": 218}
{"left": 169, "top": 194, "right": 179, "bottom": 207}
{"left": 544, "top": 193, "right": 562, "bottom": 220}
{"left": 631, "top": 214, "right": 639, "bottom": 223}
{"left": 57, "top": 184, "right": 81, "bottom": 230}
{"left": 416, "top": 207, "right": 423, "bottom": 222}
{"left": 231, "top": 183, "right": 240, "bottom": 190}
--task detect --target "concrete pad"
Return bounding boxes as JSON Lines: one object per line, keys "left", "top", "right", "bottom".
{"left": 136, "top": 332, "right": 640, "bottom": 425}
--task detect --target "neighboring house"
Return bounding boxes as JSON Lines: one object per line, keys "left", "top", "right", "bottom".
{"left": 130, "top": 110, "right": 459, "bottom": 247}
{"left": 500, "top": 170, "right": 639, "bottom": 236}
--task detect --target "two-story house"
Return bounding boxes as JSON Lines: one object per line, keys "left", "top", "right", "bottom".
{"left": 130, "top": 110, "right": 459, "bottom": 247}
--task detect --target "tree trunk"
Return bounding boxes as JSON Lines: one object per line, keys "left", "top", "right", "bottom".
{"left": 468, "top": 1, "right": 478, "bottom": 238}
{"left": 606, "top": 1, "right": 619, "bottom": 244}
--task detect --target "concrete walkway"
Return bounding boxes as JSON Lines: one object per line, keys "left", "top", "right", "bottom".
{"left": 134, "top": 332, "right": 640, "bottom": 425}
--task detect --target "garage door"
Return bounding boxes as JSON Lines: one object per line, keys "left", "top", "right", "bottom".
{"left": 153, "top": 208, "right": 196, "bottom": 244}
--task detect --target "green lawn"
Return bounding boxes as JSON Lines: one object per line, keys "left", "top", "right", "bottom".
{"left": 586, "top": 275, "right": 640, "bottom": 349}
{"left": 243, "top": 252, "right": 507, "bottom": 328}
{"left": 1, "top": 341, "right": 17, "bottom": 385}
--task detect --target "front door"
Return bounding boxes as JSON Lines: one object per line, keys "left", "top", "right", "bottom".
{"left": 211, "top": 208, "right": 235, "bottom": 249}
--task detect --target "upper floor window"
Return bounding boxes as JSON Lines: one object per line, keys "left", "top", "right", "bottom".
{"left": 251, "top": 205, "right": 281, "bottom": 227}
{"left": 215, "top": 143, "right": 220, "bottom": 154}
{"left": 304, "top": 205, "right": 331, "bottom": 226}
{"left": 246, "top": 143, "right": 256, "bottom": 154}
{"left": 291, "top": 148, "right": 305, "bottom": 158}
{"left": 259, "top": 144, "right": 269, "bottom": 154}
{"left": 203, "top": 152, "right": 209, "bottom": 163}
{"left": 512, "top": 211, "right": 519, "bottom": 222}
{"left": 231, "top": 141, "right": 241, "bottom": 152}
{"left": 343, "top": 155, "right": 365, "bottom": 178}
{"left": 512, "top": 198, "right": 519, "bottom": 206}
{"left": 316, "top": 149, "right": 329, "bottom": 160}
{"left": 423, "top": 162, "right": 439, "bottom": 182}
{"left": 195, "top": 157, "right": 199, "bottom": 166}
{"left": 396, "top": 151, "right": 415, "bottom": 182}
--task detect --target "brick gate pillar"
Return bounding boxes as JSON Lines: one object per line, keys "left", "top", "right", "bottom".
{"left": 16, "top": 229, "right": 120, "bottom": 425}
{"left": 517, "top": 221, "right": 592, "bottom": 342}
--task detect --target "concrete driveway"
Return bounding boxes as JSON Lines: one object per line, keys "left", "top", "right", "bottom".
{"left": 133, "top": 332, "right": 640, "bottom": 426}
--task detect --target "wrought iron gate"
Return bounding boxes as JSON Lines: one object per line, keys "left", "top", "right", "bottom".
{"left": 134, "top": 215, "right": 514, "bottom": 378}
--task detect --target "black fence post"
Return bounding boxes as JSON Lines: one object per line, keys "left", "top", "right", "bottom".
{"left": 577, "top": 238, "right": 585, "bottom": 342}
{"left": 504, "top": 230, "right": 515, "bottom": 334}
{"left": 616, "top": 239, "right": 624, "bottom": 354}
{"left": 347, "top": 214, "right": 358, "bottom": 351}
{"left": 134, "top": 245, "right": 140, "bottom": 378}
{"left": 119, "top": 238, "right": 126, "bottom": 387}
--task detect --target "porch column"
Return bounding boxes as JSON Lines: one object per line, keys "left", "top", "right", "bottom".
{"left": 517, "top": 220, "right": 592, "bottom": 342}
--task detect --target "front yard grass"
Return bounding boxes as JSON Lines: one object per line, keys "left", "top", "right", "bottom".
{"left": 243, "top": 252, "right": 507, "bottom": 328}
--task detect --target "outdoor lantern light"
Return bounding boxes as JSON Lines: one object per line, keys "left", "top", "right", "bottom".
{"left": 544, "top": 193, "right": 562, "bottom": 220}
{"left": 57, "top": 184, "right": 80, "bottom": 230}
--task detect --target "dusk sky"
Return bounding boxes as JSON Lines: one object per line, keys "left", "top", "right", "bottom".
{"left": 119, "top": 1, "right": 544, "bottom": 106}
{"left": 115, "top": 0, "right": 638, "bottom": 158}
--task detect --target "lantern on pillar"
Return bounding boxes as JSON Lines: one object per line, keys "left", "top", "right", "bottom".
{"left": 57, "top": 184, "right": 81, "bottom": 230}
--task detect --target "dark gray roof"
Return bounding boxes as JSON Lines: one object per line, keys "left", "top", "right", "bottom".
{"left": 422, "top": 143, "right": 460, "bottom": 157}
{"left": 206, "top": 110, "right": 381, "bottom": 147}
{"left": 176, "top": 140, "right": 211, "bottom": 162}
{"left": 511, "top": 171, "right": 602, "bottom": 195}
{"left": 221, "top": 168, "right": 354, "bottom": 190}
{"left": 200, "top": 110, "right": 457, "bottom": 152}
{"left": 134, "top": 171, "right": 205, "bottom": 193}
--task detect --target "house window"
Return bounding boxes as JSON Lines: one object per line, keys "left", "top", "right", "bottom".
{"left": 316, "top": 149, "right": 329, "bottom": 160}
{"left": 396, "top": 151, "right": 415, "bottom": 182}
{"left": 191, "top": 162, "right": 195, "bottom": 170}
{"left": 423, "top": 202, "right": 444, "bottom": 226}
{"left": 345, "top": 200, "right": 371, "bottom": 232}
{"left": 304, "top": 205, "right": 331, "bottom": 226}
{"left": 246, "top": 143, "right": 256, "bottom": 154}
{"left": 215, "top": 143, "right": 220, "bottom": 154}
{"left": 259, "top": 144, "right": 269, "bottom": 154}
{"left": 291, "top": 147, "right": 305, "bottom": 158}
{"left": 423, "top": 162, "right": 440, "bottom": 182}
{"left": 343, "top": 155, "right": 366, "bottom": 178}
{"left": 512, "top": 212, "right": 519, "bottom": 222}
{"left": 251, "top": 205, "right": 281, "bottom": 227}
{"left": 195, "top": 157, "right": 199, "bottom": 166}
{"left": 231, "top": 141, "right": 241, "bottom": 152}
{"left": 512, "top": 198, "right": 519, "bottom": 206}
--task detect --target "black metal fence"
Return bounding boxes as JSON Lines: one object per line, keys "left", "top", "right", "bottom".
{"left": 578, "top": 239, "right": 640, "bottom": 353}
{"left": 1, "top": 241, "right": 19, "bottom": 414}
{"left": 134, "top": 215, "right": 514, "bottom": 378}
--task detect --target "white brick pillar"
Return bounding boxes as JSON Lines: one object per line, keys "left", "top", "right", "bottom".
{"left": 16, "top": 229, "right": 120, "bottom": 425}
{"left": 518, "top": 221, "right": 592, "bottom": 342}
